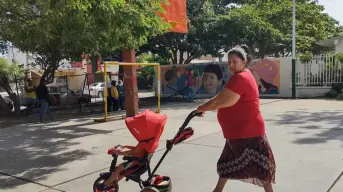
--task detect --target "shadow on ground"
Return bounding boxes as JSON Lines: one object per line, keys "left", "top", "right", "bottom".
{"left": 0, "top": 97, "right": 191, "bottom": 129}
{"left": 0, "top": 121, "right": 112, "bottom": 190}
{"left": 266, "top": 110, "right": 343, "bottom": 145}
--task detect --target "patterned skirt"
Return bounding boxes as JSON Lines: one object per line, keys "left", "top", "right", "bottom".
{"left": 217, "top": 135, "right": 276, "bottom": 187}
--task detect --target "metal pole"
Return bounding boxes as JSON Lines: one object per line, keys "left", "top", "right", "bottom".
{"left": 291, "top": 0, "right": 296, "bottom": 99}
{"left": 156, "top": 65, "right": 161, "bottom": 113}
{"left": 104, "top": 62, "right": 108, "bottom": 120}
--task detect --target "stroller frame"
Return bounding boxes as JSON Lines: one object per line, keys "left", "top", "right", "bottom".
{"left": 94, "top": 110, "right": 202, "bottom": 192}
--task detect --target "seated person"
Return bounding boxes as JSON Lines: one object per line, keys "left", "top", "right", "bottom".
{"left": 103, "top": 143, "right": 147, "bottom": 187}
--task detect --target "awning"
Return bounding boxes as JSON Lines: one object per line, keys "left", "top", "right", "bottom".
{"left": 30, "top": 69, "right": 42, "bottom": 79}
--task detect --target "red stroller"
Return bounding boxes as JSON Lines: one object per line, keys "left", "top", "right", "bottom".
{"left": 93, "top": 109, "right": 202, "bottom": 192}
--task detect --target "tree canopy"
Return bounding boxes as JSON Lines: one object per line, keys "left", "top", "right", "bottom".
{"left": 0, "top": 0, "right": 169, "bottom": 82}
{"left": 137, "top": 0, "right": 222, "bottom": 64}
{"left": 0, "top": 58, "right": 24, "bottom": 115}
{"left": 138, "top": 0, "right": 343, "bottom": 62}
{"left": 254, "top": 0, "right": 342, "bottom": 56}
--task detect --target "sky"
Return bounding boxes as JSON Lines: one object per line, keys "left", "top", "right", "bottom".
{"left": 318, "top": 0, "right": 343, "bottom": 24}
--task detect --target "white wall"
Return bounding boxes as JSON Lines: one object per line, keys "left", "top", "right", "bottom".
{"left": 7, "top": 47, "right": 71, "bottom": 69}
{"left": 335, "top": 38, "right": 343, "bottom": 53}
{"left": 6, "top": 47, "right": 32, "bottom": 68}
{"left": 276, "top": 57, "right": 331, "bottom": 98}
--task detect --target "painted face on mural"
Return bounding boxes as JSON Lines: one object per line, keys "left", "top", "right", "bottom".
{"left": 202, "top": 72, "right": 221, "bottom": 94}
{"left": 228, "top": 54, "right": 246, "bottom": 74}
{"left": 202, "top": 64, "right": 223, "bottom": 94}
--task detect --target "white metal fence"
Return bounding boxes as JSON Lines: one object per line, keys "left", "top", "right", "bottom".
{"left": 296, "top": 54, "right": 343, "bottom": 87}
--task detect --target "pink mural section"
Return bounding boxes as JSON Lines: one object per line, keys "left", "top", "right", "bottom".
{"left": 249, "top": 59, "right": 280, "bottom": 94}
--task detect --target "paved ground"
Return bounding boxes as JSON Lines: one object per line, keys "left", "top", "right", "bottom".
{"left": 0, "top": 99, "right": 343, "bottom": 192}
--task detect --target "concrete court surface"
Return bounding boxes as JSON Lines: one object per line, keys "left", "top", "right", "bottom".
{"left": 0, "top": 99, "right": 343, "bottom": 192}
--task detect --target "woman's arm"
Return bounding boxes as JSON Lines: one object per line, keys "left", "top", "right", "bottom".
{"left": 198, "top": 88, "right": 240, "bottom": 112}
{"left": 117, "top": 146, "right": 140, "bottom": 156}
{"left": 123, "top": 145, "right": 135, "bottom": 149}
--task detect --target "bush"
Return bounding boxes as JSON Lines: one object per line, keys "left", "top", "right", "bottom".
{"left": 325, "top": 89, "right": 339, "bottom": 98}
{"left": 331, "top": 83, "right": 343, "bottom": 93}
{"left": 326, "top": 84, "right": 343, "bottom": 100}
{"left": 337, "top": 93, "right": 343, "bottom": 100}
{"left": 94, "top": 71, "right": 110, "bottom": 83}
{"left": 335, "top": 53, "right": 343, "bottom": 64}
{"left": 298, "top": 52, "right": 313, "bottom": 64}
{"left": 137, "top": 66, "right": 155, "bottom": 90}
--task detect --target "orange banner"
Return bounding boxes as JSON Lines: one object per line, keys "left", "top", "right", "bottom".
{"left": 158, "top": 0, "right": 188, "bottom": 34}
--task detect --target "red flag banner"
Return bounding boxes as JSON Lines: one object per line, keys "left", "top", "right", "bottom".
{"left": 158, "top": 0, "right": 188, "bottom": 34}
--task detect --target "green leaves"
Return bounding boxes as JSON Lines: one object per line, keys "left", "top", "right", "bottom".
{"left": 138, "top": 0, "right": 224, "bottom": 64}
{"left": 0, "top": 0, "right": 169, "bottom": 82}
{"left": 219, "top": 5, "right": 283, "bottom": 46}
{"left": 0, "top": 40, "right": 7, "bottom": 54}
{"left": 0, "top": 58, "right": 24, "bottom": 84}
{"left": 251, "top": 0, "right": 342, "bottom": 55}
{"left": 137, "top": 53, "right": 170, "bottom": 65}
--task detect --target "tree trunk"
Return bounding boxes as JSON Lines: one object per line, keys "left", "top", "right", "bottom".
{"left": 172, "top": 50, "right": 178, "bottom": 64}
{"left": 0, "top": 83, "right": 21, "bottom": 116}
{"left": 42, "top": 61, "right": 60, "bottom": 84}
{"left": 179, "top": 50, "right": 184, "bottom": 64}
{"left": 9, "top": 94, "right": 21, "bottom": 116}
{"left": 0, "top": 95, "right": 11, "bottom": 114}
{"left": 184, "top": 55, "right": 196, "bottom": 64}
{"left": 258, "top": 45, "right": 266, "bottom": 59}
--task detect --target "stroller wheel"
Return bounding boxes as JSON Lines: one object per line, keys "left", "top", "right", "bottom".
{"left": 93, "top": 176, "right": 119, "bottom": 192}
{"left": 140, "top": 187, "right": 159, "bottom": 192}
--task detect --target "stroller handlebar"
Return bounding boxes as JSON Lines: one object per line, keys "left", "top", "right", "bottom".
{"left": 170, "top": 110, "right": 202, "bottom": 145}
{"left": 149, "top": 110, "right": 203, "bottom": 180}
{"left": 179, "top": 110, "right": 203, "bottom": 130}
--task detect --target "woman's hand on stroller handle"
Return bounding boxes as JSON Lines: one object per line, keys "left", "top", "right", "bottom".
{"left": 179, "top": 110, "right": 203, "bottom": 130}
{"left": 192, "top": 110, "right": 205, "bottom": 118}
{"left": 194, "top": 111, "right": 205, "bottom": 117}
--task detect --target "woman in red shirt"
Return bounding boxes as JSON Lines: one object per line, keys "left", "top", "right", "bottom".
{"left": 196, "top": 45, "right": 275, "bottom": 192}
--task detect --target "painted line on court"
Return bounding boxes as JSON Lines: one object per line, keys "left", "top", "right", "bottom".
{"left": 41, "top": 98, "right": 286, "bottom": 188}
{"left": 326, "top": 170, "right": 343, "bottom": 192}
{"left": 0, "top": 171, "right": 66, "bottom": 192}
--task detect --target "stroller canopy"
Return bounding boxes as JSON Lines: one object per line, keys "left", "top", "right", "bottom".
{"left": 125, "top": 109, "right": 167, "bottom": 154}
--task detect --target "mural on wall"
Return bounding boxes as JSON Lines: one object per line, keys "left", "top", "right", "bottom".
{"left": 161, "top": 63, "right": 231, "bottom": 96}
{"left": 248, "top": 59, "right": 280, "bottom": 94}
{"left": 160, "top": 59, "right": 280, "bottom": 98}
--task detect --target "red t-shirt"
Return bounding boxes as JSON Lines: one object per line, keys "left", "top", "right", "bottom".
{"left": 217, "top": 70, "right": 265, "bottom": 139}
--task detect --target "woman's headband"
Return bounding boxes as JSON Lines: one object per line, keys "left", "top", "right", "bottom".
{"left": 228, "top": 46, "right": 247, "bottom": 61}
